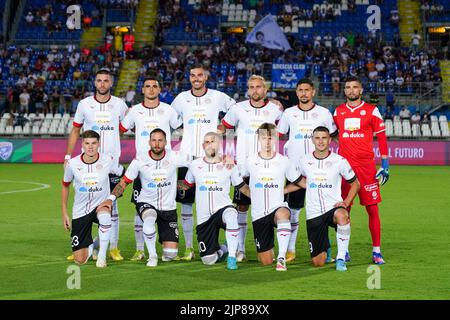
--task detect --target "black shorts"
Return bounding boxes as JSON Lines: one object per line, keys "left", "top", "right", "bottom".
{"left": 306, "top": 208, "right": 339, "bottom": 258}
{"left": 252, "top": 209, "right": 282, "bottom": 253}
{"left": 284, "top": 185, "right": 305, "bottom": 210}
{"left": 136, "top": 202, "right": 179, "bottom": 244}
{"left": 196, "top": 205, "right": 235, "bottom": 257}
{"left": 233, "top": 177, "right": 251, "bottom": 206}
{"left": 71, "top": 208, "right": 99, "bottom": 252}
{"left": 130, "top": 177, "right": 142, "bottom": 204}
{"left": 176, "top": 167, "right": 195, "bottom": 204}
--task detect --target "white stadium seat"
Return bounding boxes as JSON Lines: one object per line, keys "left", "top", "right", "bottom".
{"left": 431, "top": 122, "right": 441, "bottom": 137}
{"left": 1, "top": 113, "right": 10, "bottom": 120}
{"left": 0, "top": 126, "right": 5, "bottom": 135}
{"left": 412, "top": 123, "right": 421, "bottom": 137}
{"left": 394, "top": 121, "right": 402, "bottom": 136}
{"left": 421, "top": 124, "right": 431, "bottom": 137}
{"left": 54, "top": 113, "right": 62, "bottom": 120}
{"left": 440, "top": 122, "right": 449, "bottom": 137}
{"left": 32, "top": 125, "right": 40, "bottom": 135}
{"left": 402, "top": 120, "right": 411, "bottom": 137}
{"left": 6, "top": 126, "right": 13, "bottom": 134}
{"left": 430, "top": 115, "right": 438, "bottom": 122}
{"left": 385, "top": 119, "right": 393, "bottom": 136}
{"left": 63, "top": 113, "right": 71, "bottom": 121}
{"left": 306, "top": 20, "right": 313, "bottom": 28}
{"left": 39, "top": 126, "right": 48, "bottom": 135}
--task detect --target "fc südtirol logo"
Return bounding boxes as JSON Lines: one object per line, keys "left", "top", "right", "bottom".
{"left": 0, "top": 142, "right": 13, "bottom": 160}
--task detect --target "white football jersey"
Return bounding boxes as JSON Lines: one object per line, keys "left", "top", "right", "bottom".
{"left": 240, "top": 153, "right": 301, "bottom": 222}
{"left": 298, "top": 152, "right": 356, "bottom": 220}
{"left": 123, "top": 150, "right": 190, "bottom": 211}
{"left": 63, "top": 153, "right": 123, "bottom": 220}
{"left": 120, "top": 102, "right": 182, "bottom": 160}
{"left": 184, "top": 158, "right": 244, "bottom": 225}
{"left": 222, "top": 100, "right": 283, "bottom": 165}
{"left": 277, "top": 104, "right": 336, "bottom": 161}
{"left": 73, "top": 95, "right": 128, "bottom": 160}
{"left": 171, "top": 89, "right": 235, "bottom": 158}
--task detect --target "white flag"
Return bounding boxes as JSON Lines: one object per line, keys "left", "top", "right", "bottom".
{"left": 245, "top": 14, "right": 292, "bottom": 51}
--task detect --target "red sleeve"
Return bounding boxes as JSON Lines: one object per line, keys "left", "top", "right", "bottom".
{"left": 376, "top": 131, "right": 389, "bottom": 157}
{"left": 123, "top": 175, "right": 133, "bottom": 184}
{"left": 119, "top": 123, "right": 128, "bottom": 133}
{"left": 73, "top": 121, "right": 83, "bottom": 128}
{"left": 62, "top": 180, "right": 71, "bottom": 187}
{"left": 183, "top": 179, "right": 195, "bottom": 187}
{"left": 222, "top": 119, "right": 234, "bottom": 129}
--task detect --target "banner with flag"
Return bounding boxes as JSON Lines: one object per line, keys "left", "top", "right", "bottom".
{"left": 272, "top": 63, "right": 307, "bottom": 89}
{"left": 245, "top": 14, "right": 292, "bottom": 51}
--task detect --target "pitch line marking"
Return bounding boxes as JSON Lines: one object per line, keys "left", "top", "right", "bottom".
{"left": 0, "top": 180, "right": 51, "bottom": 195}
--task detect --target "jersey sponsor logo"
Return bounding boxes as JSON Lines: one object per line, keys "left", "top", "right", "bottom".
{"left": 245, "top": 128, "right": 255, "bottom": 134}
{"left": 344, "top": 118, "right": 361, "bottom": 131}
{"left": 91, "top": 125, "right": 115, "bottom": 131}
{"left": 0, "top": 142, "right": 13, "bottom": 160}
{"left": 94, "top": 111, "right": 111, "bottom": 124}
{"left": 364, "top": 183, "right": 379, "bottom": 192}
{"left": 342, "top": 132, "right": 365, "bottom": 138}
{"left": 82, "top": 173, "right": 99, "bottom": 186}
{"left": 295, "top": 133, "right": 312, "bottom": 140}
{"left": 255, "top": 182, "right": 279, "bottom": 189}
{"left": 148, "top": 181, "right": 172, "bottom": 188}
{"left": 309, "top": 182, "right": 332, "bottom": 188}
{"left": 188, "top": 118, "right": 211, "bottom": 124}
{"left": 199, "top": 185, "right": 223, "bottom": 192}
{"left": 79, "top": 186, "right": 103, "bottom": 192}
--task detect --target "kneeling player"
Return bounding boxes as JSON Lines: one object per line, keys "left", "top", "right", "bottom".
{"left": 285, "top": 126, "right": 360, "bottom": 271}
{"left": 180, "top": 132, "right": 243, "bottom": 270}
{"left": 99, "top": 129, "right": 190, "bottom": 267}
{"left": 61, "top": 130, "right": 124, "bottom": 268}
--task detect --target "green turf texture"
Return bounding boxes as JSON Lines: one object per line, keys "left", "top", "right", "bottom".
{"left": 0, "top": 164, "right": 449, "bottom": 300}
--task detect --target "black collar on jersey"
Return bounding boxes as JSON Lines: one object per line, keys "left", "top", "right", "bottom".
{"left": 142, "top": 101, "right": 160, "bottom": 109}
{"left": 250, "top": 98, "right": 270, "bottom": 109}
{"left": 149, "top": 149, "right": 166, "bottom": 161}
{"left": 297, "top": 103, "right": 315, "bottom": 112}
{"left": 94, "top": 94, "right": 112, "bottom": 104}
{"left": 313, "top": 150, "right": 331, "bottom": 160}
{"left": 191, "top": 87, "right": 208, "bottom": 98}
{"left": 81, "top": 153, "right": 100, "bottom": 165}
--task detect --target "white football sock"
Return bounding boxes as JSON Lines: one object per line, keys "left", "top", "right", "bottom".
{"left": 373, "top": 246, "right": 381, "bottom": 254}
{"left": 134, "top": 213, "right": 144, "bottom": 251}
{"left": 181, "top": 203, "right": 194, "bottom": 249}
{"left": 288, "top": 208, "right": 300, "bottom": 252}
{"left": 97, "top": 212, "right": 112, "bottom": 260}
{"left": 276, "top": 220, "right": 292, "bottom": 260}
{"left": 336, "top": 223, "right": 351, "bottom": 261}
{"left": 223, "top": 208, "right": 239, "bottom": 258}
{"left": 237, "top": 210, "right": 248, "bottom": 252}
{"left": 143, "top": 216, "right": 157, "bottom": 258}
{"left": 109, "top": 200, "right": 119, "bottom": 249}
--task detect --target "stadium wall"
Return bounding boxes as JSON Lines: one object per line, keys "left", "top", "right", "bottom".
{"left": 0, "top": 139, "right": 449, "bottom": 165}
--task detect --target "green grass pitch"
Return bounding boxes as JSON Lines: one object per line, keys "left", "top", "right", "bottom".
{"left": 0, "top": 164, "right": 449, "bottom": 300}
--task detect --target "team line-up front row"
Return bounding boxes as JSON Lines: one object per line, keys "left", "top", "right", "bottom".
{"left": 61, "top": 66, "right": 390, "bottom": 272}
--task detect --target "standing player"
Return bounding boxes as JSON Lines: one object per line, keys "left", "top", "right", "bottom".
{"left": 99, "top": 129, "right": 190, "bottom": 267}
{"left": 180, "top": 132, "right": 242, "bottom": 270}
{"left": 62, "top": 130, "right": 124, "bottom": 268}
{"left": 277, "top": 78, "right": 336, "bottom": 263}
{"left": 65, "top": 69, "right": 128, "bottom": 262}
{"left": 333, "top": 76, "right": 390, "bottom": 264}
{"left": 119, "top": 76, "right": 182, "bottom": 261}
{"left": 285, "top": 127, "right": 360, "bottom": 271}
{"left": 220, "top": 75, "right": 283, "bottom": 262}
{"left": 171, "top": 64, "right": 236, "bottom": 261}
{"left": 238, "top": 123, "right": 302, "bottom": 271}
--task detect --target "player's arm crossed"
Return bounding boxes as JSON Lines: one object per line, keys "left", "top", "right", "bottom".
{"left": 284, "top": 176, "right": 306, "bottom": 194}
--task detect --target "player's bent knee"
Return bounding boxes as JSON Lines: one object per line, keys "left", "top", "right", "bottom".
{"left": 311, "top": 254, "right": 326, "bottom": 267}
{"left": 238, "top": 204, "right": 249, "bottom": 212}
{"left": 201, "top": 254, "right": 218, "bottom": 265}
{"left": 335, "top": 209, "right": 349, "bottom": 224}
{"left": 74, "top": 250, "right": 89, "bottom": 265}
{"left": 275, "top": 207, "right": 290, "bottom": 221}
{"left": 258, "top": 252, "right": 274, "bottom": 265}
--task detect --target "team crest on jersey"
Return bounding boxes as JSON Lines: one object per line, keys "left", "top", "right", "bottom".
{"left": 162, "top": 160, "right": 170, "bottom": 167}
{"left": 325, "top": 161, "right": 332, "bottom": 168}
{"left": 90, "top": 105, "right": 95, "bottom": 109}
{"left": 216, "top": 164, "right": 223, "bottom": 171}
{"left": 96, "top": 164, "right": 103, "bottom": 170}
{"left": 0, "top": 142, "right": 13, "bottom": 160}
{"left": 312, "top": 113, "right": 319, "bottom": 119}
{"left": 360, "top": 110, "right": 366, "bottom": 116}
{"left": 157, "top": 109, "right": 165, "bottom": 115}
{"left": 205, "top": 98, "right": 212, "bottom": 104}
{"left": 108, "top": 105, "right": 113, "bottom": 110}
{"left": 308, "top": 162, "right": 313, "bottom": 166}
{"left": 263, "top": 110, "right": 270, "bottom": 116}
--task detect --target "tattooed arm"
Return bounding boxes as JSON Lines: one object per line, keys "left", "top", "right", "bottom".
{"left": 96, "top": 179, "right": 130, "bottom": 212}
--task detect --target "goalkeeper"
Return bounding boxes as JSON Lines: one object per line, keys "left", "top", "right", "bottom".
{"left": 332, "top": 76, "right": 389, "bottom": 265}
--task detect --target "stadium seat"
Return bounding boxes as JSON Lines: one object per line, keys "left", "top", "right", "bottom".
{"left": 412, "top": 123, "right": 421, "bottom": 137}
{"left": 421, "top": 124, "right": 431, "bottom": 137}
{"left": 402, "top": 120, "right": 411, "bottom": 137}
{"left": 5, "top": 126, "right": 13, "bottom": 135}
{"left": 431, "top": 122, "right": 441, "bottom": 137}
{"left": 440, "top": 122, "right": 450, "bottom": 137}
{"left": 439, "top": 115, "right": 448, "bottom": 122}
{"left": 394, "top": 121, "right": 402, "bottom": 136}
{"left": 430, "top": 115, "right": 438, "bottom": 122}
{"left": 385, "top": 119, "right": 393, "bottom": 136}
{"left": 32, "top": 125, "right": 40, "bottom": 135}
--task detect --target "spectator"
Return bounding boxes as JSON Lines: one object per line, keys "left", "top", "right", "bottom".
{"left": 422, "top": 112, "right": 430, "bottom": 124}
{"left": 25, "top": 11, "right": 34, "bottom": 26}
{"left": 399, "top": 106, "right": 411, "bottom": 120}
{"left": 411, "top": 111, "right": 421, "bottom": 124}
{"left": 384, "top": 106, "right": 394, "bottom": 120}
{"left": 19, "top": 89, "right": 31, "bottom": 114}
{"left": 411, "top": 30, "right": 421, "bottom": 52}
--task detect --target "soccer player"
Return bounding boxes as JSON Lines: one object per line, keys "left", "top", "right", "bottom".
{"left": 220, "top": 75, "right": 283, "bottom": 262}
{"left": 65, "top": 69, "right": 128, "bottom": 261}
{"left": 333, "top": 76, "right": 389, "bottom": 264}
{"left": 277, "top": 78, "right": 337, "bottom": 263}
{"left": 179, "top": 132, "right": 242, "bottom": 270}
{"left": 237, "top": 123, "right": 302, "bottom": 271}
{"left": 119, "top": 76, "right": 182, "bottom": 261}
{"left": 99, "top": 129, "right": 189, "bottom": 267}
{"left": 62, "top": 130, "right": 124, "bottom": 268}
{"left": 171, "top": 63, "right": 236, "bottom": 261}
{"left": 285, "top": 126, "right": 360, "bottom": 271}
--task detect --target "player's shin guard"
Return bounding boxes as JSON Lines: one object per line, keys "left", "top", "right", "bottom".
{"left": 336, "top": 223, "right": 351, "bottom": 261}
{"left": 97, "top": 212, "right": 112, "bottom": 260}
{"left": 237, "top": 210, "right": 248, "bottom": 253}
{"left": 223, "top": 208, "right": 239, "bottom": 258}
{"left": 109, "top": 200, "right": 119, "bottom": 249}
{"left": 134, "top": 213, "right": 144, "bottom": 251}
{"left": 288, "top": 208, "right": 300, "bottom": 252}
{"left": 181, "top": 203, "right": 194, "bottom": 249}
{"left": 366, "top": 204, "right": 381, "bottom": 248}
{"left": 143, "top": 214, "right": 157, "bottom": 258}
{"left": 276, "top": 220, "right": 291, "bottom": 260}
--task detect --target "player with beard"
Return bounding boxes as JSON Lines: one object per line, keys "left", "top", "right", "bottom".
{"left": 65, "top": 69, "right": 128, "bottom": 262}
{"left": 333, "top": 76, "right": 389, "bottom": 264}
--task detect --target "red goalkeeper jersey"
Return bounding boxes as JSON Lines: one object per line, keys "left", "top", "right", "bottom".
{"left": 333, "top": 101, "right": 386, "bottom": 167}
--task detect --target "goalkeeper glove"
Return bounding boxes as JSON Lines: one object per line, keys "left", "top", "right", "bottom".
{"left": 375, "top": 158, "right": 389, "bottom": 186}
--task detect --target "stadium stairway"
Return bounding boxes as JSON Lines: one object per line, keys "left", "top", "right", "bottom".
{"left": 80, "top": 27, "right": 103, "bottom": 49}
{"left": 134, "top": 0, "right": 158, "bottom": 49}
{"left": 114, "top": 59, "right": 142, "bottom": 96}
{"left": 398, "top": 0, "right": 422, "bottom": 45}
{"left": 440, "top": 61, "right": 450, "bottom": 103}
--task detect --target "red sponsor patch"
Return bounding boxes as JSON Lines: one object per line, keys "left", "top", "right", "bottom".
{"left": 364, "top": 183, "right": 379, "bottom": 192}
